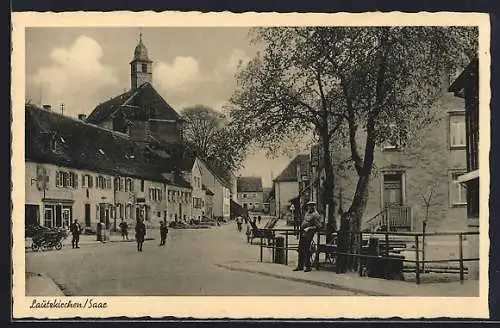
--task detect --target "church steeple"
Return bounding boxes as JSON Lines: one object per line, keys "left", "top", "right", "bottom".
{"left": 130, "top": 33, "right": 153, "bottom": 90}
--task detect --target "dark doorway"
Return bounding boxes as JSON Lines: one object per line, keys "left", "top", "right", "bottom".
{"left": 383, "top": 173, "right": 403, "bottom": 207}
{"left": 84, "top": 204, "right": 91, "bottom": 227}
{"left": 25, "top": 205, "right": 39, "bottom": 226}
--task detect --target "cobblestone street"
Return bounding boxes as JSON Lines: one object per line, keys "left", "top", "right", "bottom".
{"left": 25, "top": 220, "right": 357, "bottom": 296}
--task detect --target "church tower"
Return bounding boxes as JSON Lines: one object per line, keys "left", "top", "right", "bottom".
{"left": 130, "top": 33, "right": 153, "bottom": 90}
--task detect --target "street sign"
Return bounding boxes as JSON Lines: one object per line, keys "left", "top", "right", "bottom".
{"left": 311, "top": 144, "right": 320, "bottom": 167}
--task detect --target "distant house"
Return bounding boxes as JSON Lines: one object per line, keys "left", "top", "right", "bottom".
{"left": 273, "top": 154, "right": 310, "bottom": 219}
{"left": 449, "top": 58, "right": 479, "bottom": 280}
{"left": 261, "top": 187, "right": 273, "bottom": 214}
{"left": 237, "top": 177, "right": 264, "bottom": 211}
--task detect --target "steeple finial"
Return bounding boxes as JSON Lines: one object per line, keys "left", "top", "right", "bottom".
{"left": 139, "top": 28, "right": 143, "bottom": 43}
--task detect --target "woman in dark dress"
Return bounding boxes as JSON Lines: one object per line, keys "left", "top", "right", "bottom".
{"left": 135, "top": 218, "right": 146, "bottom": 252}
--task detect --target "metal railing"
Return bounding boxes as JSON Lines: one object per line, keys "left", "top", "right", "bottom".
{"left": 365, "top": 206, "right": 412, "bottom": 232}
{"left": 256, "top": 228, "right": 479, "bottom": 285}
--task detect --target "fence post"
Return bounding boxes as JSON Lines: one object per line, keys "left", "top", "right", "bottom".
{"left": 260, "top": 236, "right": 263, "bottom": 262}
{"left": 415, "top": 234, "right": 420, "bottom": 285}
{"left": 271, "top": 231, "right": 275, "bottom": 263}
{"left": 422, "top": 221, "right": 426, "bottom": 273}
{"left": 315, "top": 231, "right": 321, "bottom": 270}
{"left": 385, "top": 231, "right": 390, "bottom": 278}
{"left": 358, "top": 232, "right": 363, "bottom": 276}
{"left": 459, "top": 233, "right": 464, "bottom": 284}
{"left": 285, "top": 231, "right": 289, "bottom": 265}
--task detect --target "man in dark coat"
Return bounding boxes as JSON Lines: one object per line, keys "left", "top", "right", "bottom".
{"left": 135, "top": 218, "right": 146, "bottom": 252}
{"left": 159, "top": 221, "right": 168, "bottom": 246}
{"left": 70, "top": 219, "right": 82, "bottom": 249}
{"left": 119, "top": 218, "right": 129, "bottom": 241}
{"left": 293, "top": 201, "right": 322, "bottom": 272}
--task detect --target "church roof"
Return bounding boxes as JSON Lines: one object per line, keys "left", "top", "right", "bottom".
{"left": 86, "top": 82, "right": 182, "bottom": 125}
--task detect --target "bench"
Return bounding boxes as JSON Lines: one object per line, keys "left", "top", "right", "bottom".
{"left": 247, "top": 217, "right": 280, "bottom": 244}
{"left": 314, "top": 236, "right": 407, "bottom": 275}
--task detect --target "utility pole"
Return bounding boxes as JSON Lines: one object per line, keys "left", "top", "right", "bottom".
{"left": 60, "top": 103, "right": 65, "bottom": 116}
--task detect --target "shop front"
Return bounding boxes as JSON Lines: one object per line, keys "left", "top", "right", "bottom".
{"left": 42, "top": 199, "right": 73, "bottom": 229}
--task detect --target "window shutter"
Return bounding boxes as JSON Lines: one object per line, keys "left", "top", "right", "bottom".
{"left": 89, "top": 175, "right": 93, "bottom": 188}
{"left": 74, "top": 173, "right": 78, "bottom": 188}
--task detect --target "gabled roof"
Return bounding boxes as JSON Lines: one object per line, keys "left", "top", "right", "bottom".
{"left": 25, "top": 104, "right": 191, "bottom": 188}
{"left": 237, "top": 177, "right": 263, "bottom": 193}
{"left": 449, "top": 58, "right": 478, "bottom": 95}
{"left": 274, "top": 154, "right": 310, "bottom": 182}
{"left": 86, "top": 82, "right": 182, "bottom": 125}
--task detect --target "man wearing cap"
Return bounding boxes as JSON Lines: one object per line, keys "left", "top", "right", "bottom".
{"left": 294, "top": 200, "right": 322, "bottom": 272}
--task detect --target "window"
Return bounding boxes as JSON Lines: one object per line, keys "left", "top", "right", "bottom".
{"left": 149, "top": 187, "right": 162, "bottom": 202}
{"left": 243, "top": 193, "right": 247, "bottom": 198}
{"left": 141, "top": 180, "right": 145, "bottom": 192}
{"left": 125, "top": 178, "right": 133, "bottom": 192}
{"left": 450, "top": 171, "right": 467, "bottom": 206}
{"left": 96, "top": 176, "right": 106, "bottom": 189}
{"left": 382, "top": 123, "right": 402, "bottom": 150}
{"left": 44, "top": 204, "right": 72, "bottom": 228}
{"left": 56, "top": 171, "right": 78, "bottom": 188}
{"left": 142, "top": 63, "right": 148, "bottom": 73}
{"left": 450, "top": 114, "right": 466, "bottom": 148}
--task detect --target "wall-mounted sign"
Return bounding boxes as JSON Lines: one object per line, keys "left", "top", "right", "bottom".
{"left": 311, "top": 144, "right": 320, "bottom": 167}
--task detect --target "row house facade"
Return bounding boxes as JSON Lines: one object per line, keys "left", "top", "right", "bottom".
{"left": 25, "top": 104, "right": 197, "bottom": 233}
{"left": 449, "top": 58, "right": 480, "bottom": 279}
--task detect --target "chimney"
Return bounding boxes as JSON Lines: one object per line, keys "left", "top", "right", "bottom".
{"left": 78, "top": 114, "right": 87, "bottom": 121}
{"left": 42, "top": 105, "right": 51, "bottom": 111}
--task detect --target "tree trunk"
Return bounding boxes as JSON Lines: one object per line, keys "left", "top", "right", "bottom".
{"left": 321, "top": 130, "right": 336, "bottom": 241}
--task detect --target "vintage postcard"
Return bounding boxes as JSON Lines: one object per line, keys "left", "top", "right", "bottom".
{"left": 12, "top": 11, "right": 490, "bottom": 319}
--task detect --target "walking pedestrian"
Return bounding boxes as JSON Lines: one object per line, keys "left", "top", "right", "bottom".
{"left": 236, "top": 216, "right": 243, "bottom": 232}
{"left": 119, "top": 218, "right": 128, "bottom": 241}
{"left": 70, "top": 219, "right": 82, "bottom": 249}
{"left": 135, "top": 218, "right": 146, "bottom": 252}
{"left": 258, "top": 216, "right": 261, "bottom": 224}
{"left": 293, "top": 201, "right": 322, "bottom": 272}
{"left": 159, "top": 221, "right": 168, "bottom": 246}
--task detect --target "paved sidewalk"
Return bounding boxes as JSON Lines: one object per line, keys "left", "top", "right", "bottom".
{"left": 216, "top": 260, "right": 479, "bottom": 297}
{"left": 26, "top": 272, "right": 65, "bottom": 296}
{"left": 25, "top": 230, "right": 156, "bottom": 250}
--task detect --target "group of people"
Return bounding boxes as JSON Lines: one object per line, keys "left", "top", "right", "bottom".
{"left": 124, "top": 217, "right": 169, "bottom": 252}
{"left": 66, "top": 217, "right": 169, "bottom": 252}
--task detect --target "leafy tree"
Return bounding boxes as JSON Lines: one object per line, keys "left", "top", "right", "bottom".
{"left": 181, "top": 105, "right": 247, "bottom": 174}
{"left": 230, "top": 27, "right": 477, "bottom": 269}
{"left": 230, "top": 28, "right": 347, "bottom": 232}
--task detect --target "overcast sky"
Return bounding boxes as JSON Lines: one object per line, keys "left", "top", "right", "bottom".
{"left": 25, "top": 27, "right": 307, "bottom": 187}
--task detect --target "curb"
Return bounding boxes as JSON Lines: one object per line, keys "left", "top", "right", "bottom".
{"left": 27, "top": 272, "right": 67, "bottom": 296}
{"left": 215, "top": 263, "right": 389, "bottom": 296}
